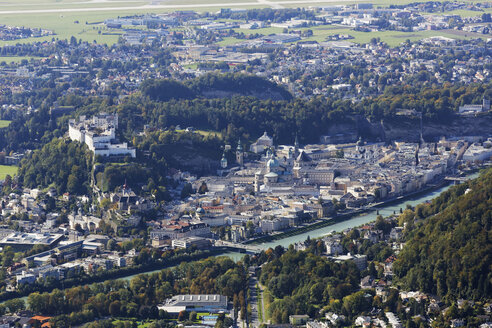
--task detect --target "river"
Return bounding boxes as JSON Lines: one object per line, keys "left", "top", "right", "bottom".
{"left": 258, "top": 179, "right": 465, "bottom": 249}
{"left": 9, "top": 172, "right": 480, "bottom": 305}
{"left": 257, "top": 172, "right": 479, "bottom": 249}
{"left": 121, "top": 172, "right": 480, "bottom": 281}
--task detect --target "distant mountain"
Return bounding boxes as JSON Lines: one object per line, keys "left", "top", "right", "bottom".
{"left": 393, "top": 169, "right": 492, "bottom": 302}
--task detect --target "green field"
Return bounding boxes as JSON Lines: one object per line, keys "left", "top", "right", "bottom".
{"left": 221, "top": 22, "right": 491, "bottom": 47}
{"left": 0, "top": 120, "right": 11, "bottom": 128}
{"left": 0, "top": 0, "right": 487, "bottom": 46}
{"left": 301, "top": 27, "right": 486, "bottom": 46}
{"left": 0, "top": 165, "right": 17, "bottom": 180}
{"left": 176, "top": 129, "right": 223, "bottom": 138}
{"left": 0, "top": 56, "right": 43, "bottom": 64}
{"left": 438, "top": 8, "right": 492, "bottom": 17}
{"left": 216, "top": 37, "right": 244, "bottom": 46}
{"left": 0, "top": 3, "right": 269, "bottom": 45}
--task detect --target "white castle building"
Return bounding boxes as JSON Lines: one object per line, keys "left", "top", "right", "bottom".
{"left": 69, "top": 113, "right": 136, "bottom": 158}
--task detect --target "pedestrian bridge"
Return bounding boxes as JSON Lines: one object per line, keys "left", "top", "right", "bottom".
{"left": 445, "top": 176, "right": 469, "bottom": 182}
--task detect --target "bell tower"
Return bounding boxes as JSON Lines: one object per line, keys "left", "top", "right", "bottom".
{"left": 236, "top": 140, "right": 244, "bottom": 167}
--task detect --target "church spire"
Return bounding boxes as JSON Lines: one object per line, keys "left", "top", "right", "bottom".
{"left": 294, "top": 134, "right": 300, "bottom": 157}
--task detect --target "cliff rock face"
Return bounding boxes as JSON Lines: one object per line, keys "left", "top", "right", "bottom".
{"left": 421, "top": 113, "right": 492, "bottom": 141}
{"left": 201, "top": 88, "right": 289, "bottom": 101}
{"left": 356, "top": 113, "right": 492, "bottom": 142}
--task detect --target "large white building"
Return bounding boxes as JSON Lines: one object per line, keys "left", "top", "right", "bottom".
{"left": 458, "top": 98, "right": 490, "bottom": 115}
{"left": 250, "top": 131, "right": 274, "bottom": 153}
{"left": 462, "top": 140, "right": 492, "bottom": 162}
{"left": 158, "top": 294, "right": 228, "bottom": 314}
{"left": 68, "top": 113, "right": 136, "bottom": 158}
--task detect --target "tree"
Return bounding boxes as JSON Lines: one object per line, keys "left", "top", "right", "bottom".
{"left": 107, "top": 239, "right": 117, "bottom": 251}
{"left": 342, "top": 291, "right": 370, "bottom": 318}
{"left": 109, "top": 300, "right": 121, "bottom": 316}
{"left": 375, "top": 215, "right": 391, "bottom": 234}
{"left": 198, "top": 182, "right": 208, "bottom": 194}
{"left": 181, "top": 183, "right": 194, "bottom": 199}
{"left": 2, "top": 246, "right": 15, "bottom": 268}
{"left": 4, "top": 299, "right": 25, "bottom": 313}
{"left": 178, "top": 310, "right": 187, "bottom": 321}
{"left": 393, "top": 169, "right": 492, "bottom": 301}
{"left": 368, "top": 262, "right": 377, "bottom": 277}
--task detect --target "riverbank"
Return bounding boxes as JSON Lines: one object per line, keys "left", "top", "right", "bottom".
{"left": 1, "top": 247, "right": 231, "bottom": 304}
{"left": 3, "top": 171, "right": 482, "bottom": 306}
{"left": 245, "top": 177, "right": 453, "bottom": 246}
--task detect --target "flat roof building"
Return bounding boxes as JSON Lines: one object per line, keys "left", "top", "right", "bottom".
{"left": 158, "top": 294, "right": 228, "bottom": 314}
{"left": 0, "top": 232, "right": 63, "bottom": 249}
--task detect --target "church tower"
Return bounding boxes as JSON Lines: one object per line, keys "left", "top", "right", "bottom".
{"left": 294, "top": 134, "right": 300, "bottom": 158}
{"left": 220, "top": 152, "right": 228, "bottom": 169}
{"left": 236, "top": 140, "right": 244, "bottom": 167}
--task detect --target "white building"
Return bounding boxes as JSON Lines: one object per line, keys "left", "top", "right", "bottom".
{"left": 250, "top": 131, "right": 274, "bottom": 154}
{"left": 325, "top": 240, "right": 344, "bottom": 255}
{"left": 332, "top": 253, "right": 367, "bottom": 271}
{"left": 458, "top": 98, "right": 490, "bottom": 114}
{"left": 68, "top": 113, "right": 136, "bottom": 158}
{"left": 306, "top": 321, "right": 329, "bottom": 328}
{"left": 385, "top": 312, "right": 402, "bottom": 328}
{"left": 259, "top": 217, "right": 290, "bottom": 233}
{"left": 16, "top": 271, "right": 36, "bottom": 286}
{"left": 158, "top": 294, "right": 228, "bottom": 314}
{"left": 355, "top": 316, "right": 371, "bottom": 326}
{"left": 172, "top": 237, "right": 211, "bottom": 249}
{"left": 462, "top": 142, "right": 492, "bottom": 162}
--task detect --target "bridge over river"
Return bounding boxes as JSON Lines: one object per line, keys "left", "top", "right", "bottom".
{"left": 213, "top": 240, "right": 264, "bottom": 254}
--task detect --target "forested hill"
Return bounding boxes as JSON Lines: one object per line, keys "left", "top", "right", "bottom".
{"left": 393, "top": 169, "right": 492, "bottom": 302}
{"left": 18, "top": 139, "right": 93, "bottom": 195}
{"left": 187, "top": 73, "right": 293, "bottom": 101}
{"left": 140, "top": 73, "right": 292, "bottom": 102}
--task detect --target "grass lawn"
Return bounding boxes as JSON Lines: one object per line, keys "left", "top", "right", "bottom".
{"left": 183, "top": 63, "right": 198, "bottom": 70}
{"left": 0, "top": 165, "right": 17, "bottom": 180}
{"left": 299, "top": 24, "right": 489, "bottom": 46}
{"left": 216, "top": 37, "right": 244, "bottom": 46}
{"left": 218, "top": 20, "right": 489, "bottom": 48}
{"left": 438, "top": 8, "right": 492, "bottom": 18}
{"left": 257, "top": 284, "right": 264, "bottom": 323}
{"left": 263, "top": 288, "right": 273, "bottom": 321}
{"left": 0, "top": 120, "right": 11, "bottom": 128}
{"left": 0, "top": 56, "right": 43, "bottom": 64}
{"left": 0, "top": 4, "right": 270, "bottom": 45}
{"left": 176, "top": 129, "right": 223, "bottom": 139}
{"left": 196, "top": 130, "right": 223, "bottom": 139}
